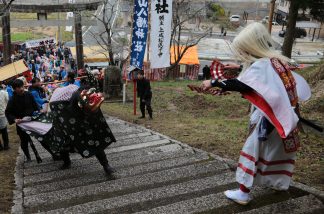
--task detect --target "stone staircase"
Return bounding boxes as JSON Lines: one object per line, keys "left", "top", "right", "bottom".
{"left": 12, "top": 117, "right": 324, "bottom": 213}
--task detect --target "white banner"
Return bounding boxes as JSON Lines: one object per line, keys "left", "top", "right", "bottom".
{"left": 25, "top": 37, "right": 56, "bottom": 48}
{"left": 66, "top": 0, "right": 75, "bottom": 32}
{"left": 65, "top": 12, "right": 74, "bottom": 32}
{"left": 150, "top": 0, "right": 173, "bottom": 69}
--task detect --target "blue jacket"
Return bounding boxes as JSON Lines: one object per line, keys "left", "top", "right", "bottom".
{"left": 28, "top": 86, "right": 47, "bottom": 109}
{"left": 6, "top": 86, "right": 13, "bottom": 99}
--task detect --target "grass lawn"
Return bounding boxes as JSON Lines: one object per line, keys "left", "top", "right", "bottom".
{"left": 0, "top": 32, "right": 44, "bottom": 43}
{"left": 101, "top": 63, "right": 324, "bottom": 191}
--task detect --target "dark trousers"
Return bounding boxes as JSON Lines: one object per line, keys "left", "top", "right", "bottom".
{"left": 16, "top": 126, "right": 31, "bottom": 159}
{"left": 140, "top": 96, "right": 152, "bottom": 118}
{"left": 60, "top": 149, "right": 109, "bottom": 166}
{"left": 0, "top": 127, "right": 9, "bottom": 148}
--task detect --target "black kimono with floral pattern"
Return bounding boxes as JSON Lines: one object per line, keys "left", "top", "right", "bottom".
{"left": 24, "top": 92, "right": 116, "bottom": 158}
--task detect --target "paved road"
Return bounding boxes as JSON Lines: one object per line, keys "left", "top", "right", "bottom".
{"left": 12, "top": 116, "right": 324, "bottom": 213}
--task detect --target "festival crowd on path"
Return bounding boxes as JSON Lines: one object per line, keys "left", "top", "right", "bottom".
{"left": 0, "top": 42, "right": 112, "bottom": 172}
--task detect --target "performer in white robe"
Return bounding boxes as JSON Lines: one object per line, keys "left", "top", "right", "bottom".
{"left": 202, "top": 22, "right": 311, "bottom": 205}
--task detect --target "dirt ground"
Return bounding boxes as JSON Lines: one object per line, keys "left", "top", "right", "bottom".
{"left": 0, "top": 126, "right": 20, "bottom": 214}
{"left": 101, "top": 63, "right": 324, "bottom": 191}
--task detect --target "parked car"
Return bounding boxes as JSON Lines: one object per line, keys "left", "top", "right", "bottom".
{"left": 278, "top": 28, "right": 307, "bottom": 38}
{"left": 230, "top": 15, "right": 240, "bottom": 22}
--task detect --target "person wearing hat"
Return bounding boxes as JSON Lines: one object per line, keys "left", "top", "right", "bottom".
{"left": 136, "top": 69, "right": 153, "bottom": 119}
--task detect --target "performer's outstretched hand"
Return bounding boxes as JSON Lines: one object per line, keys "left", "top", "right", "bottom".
{"left": 201, "top": 80, "right": 212, "bottom": 91}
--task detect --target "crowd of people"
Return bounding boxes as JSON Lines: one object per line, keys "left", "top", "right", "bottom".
{"left": 0, "top": 42, "right": 111, "bottom": 171}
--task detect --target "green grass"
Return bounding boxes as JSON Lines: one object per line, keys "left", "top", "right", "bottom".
{"left": 0, "top": 32, "right": 44, "bottom": 42}
{"left": 102, "top": 65, "right": 324, "bottom": 190}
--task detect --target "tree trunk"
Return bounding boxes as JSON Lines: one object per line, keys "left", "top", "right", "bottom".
{"left": 282, "top": 0, "right": 300, "bottom": 58}
{"left": 107, "top": 30, "right": 115, "bottom": 65}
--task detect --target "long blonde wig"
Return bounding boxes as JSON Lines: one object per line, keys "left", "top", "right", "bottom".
{"left": 231, "top": 22, "right": 290, "bottom": 67}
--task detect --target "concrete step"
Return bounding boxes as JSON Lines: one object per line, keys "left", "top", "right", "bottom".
{"left": 11, "top": 117, "right": 324, "bottom": 214}
{"left": 24, "top": 160, "right": 229, "bottom": 212}
{"left": 24, "top": 147, "right": 194, "bottom": 176}
{"left": 24, "top": 143, "right": 185, "bottom": 169}
{"left": 30, "top": 138, "right": 171, "bottom": 160}
{"left": 31, "top": 133, "right": 161, "bottom": 158}
{"left": 30, "top": 172, "right": 236, "bottom": 213}
{"left": 241, "top": 194, "right": 324, "bottom": 214}
{"left": 23, "top": 151, "right": 218, "bottom": 196}
{"left": 24, "top": 149, "right": 210, "bottom": 186}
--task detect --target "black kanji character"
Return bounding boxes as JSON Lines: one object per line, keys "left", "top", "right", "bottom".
{"left": 155, "top": 0, "right": 169, "bottom": 14}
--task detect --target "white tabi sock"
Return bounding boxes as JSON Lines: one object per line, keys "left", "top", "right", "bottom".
{"left": 224, "top": 189, "right": 251, "bottom": 205}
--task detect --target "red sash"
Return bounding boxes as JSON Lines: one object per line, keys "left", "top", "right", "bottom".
{"left": 270, "top": 58, "right": 300, "bottom": 153}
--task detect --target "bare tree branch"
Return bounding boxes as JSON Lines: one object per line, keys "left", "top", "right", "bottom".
{"left": 1, "top": 0, "right": 15, "bottom": 15}
{"left": 169, "top": 0, "right": 210, "bottom": 69}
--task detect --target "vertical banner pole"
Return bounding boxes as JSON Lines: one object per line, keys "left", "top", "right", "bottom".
{"left": 147, "top": 0, "right": 151, "bottom": 73}
{"left": 123, "top": 83, "right": 126, "bottom": 105}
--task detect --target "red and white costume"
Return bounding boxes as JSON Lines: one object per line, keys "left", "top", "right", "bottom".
{"left": 235, "top": 58, "right": 311, "bottom": 190}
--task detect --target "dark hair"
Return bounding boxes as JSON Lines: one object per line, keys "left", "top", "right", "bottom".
{"left": 67, "top": 72, "right": 75, "bottom": 83}
{"left": 12, "top": 79, "right": 24, "bottom": 89}
{"left": 31, "top": 77, "right": 40, "bottom": 84}
{"left": 67, "top": 72, "right": 75, "bottom": 79}
{"left": 137, "top": 69, "right": 144, "bottom": 75}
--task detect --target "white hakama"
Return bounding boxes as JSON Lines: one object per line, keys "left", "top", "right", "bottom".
{"left": 236, "top": 109, "right": 296, "bottom": 190}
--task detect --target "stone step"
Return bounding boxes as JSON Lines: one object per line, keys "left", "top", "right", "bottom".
{"left": 32, "top": 133, "right": 160, "bottom": 157}
{"left": 12, "top": 117, "right": 324, "bottom": 214}
{"left": 31, "top": 138, "right": 171, "bottom": 160}
{"left": 24, "top": 148, "right": 194, "bottom": 176}
{"left": 134, "top": 188, "right": 269, "bottom": 214}
{"left": 134, "top": 187, "right": 318, "bottom": 214}
{"left": 24, "top": 150, "right": 210, "bottom": 186}
{"left": 24, "top": 143, "right": 185, "bottom": 169}
{"left": 109, "top": 134, "right": 163, "bottom": 148}
{"left": 240, "top": 194, "right": 324, "bottom": 214}
{"left": 24, "top": 160, "right": 229, "bottom": 210}
{"left": 29, "top": 172, "right": 236, "bottom": 213}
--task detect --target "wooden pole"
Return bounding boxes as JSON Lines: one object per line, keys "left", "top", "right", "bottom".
{"left": 131, "top": 0, "right": 137, "bottom": 115}
{"left": 2, "top": 9, "right": 11, "bottom": 66}
{"left": 268, "top": 0, "right": 276, "bottom": 33}
{"left": 74, "top": 11, "right": 84, "bottom": 70}
{"left": 312, "top": 28, "right": 316, "bottom": 42}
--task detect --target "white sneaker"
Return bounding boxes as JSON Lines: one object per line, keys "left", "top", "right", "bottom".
{"left": 224, "top": 189, "right": 252, "bottom": 205}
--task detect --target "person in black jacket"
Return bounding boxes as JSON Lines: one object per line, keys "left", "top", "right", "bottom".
{"left": 136, "top": 69, "right": 153, "bottom": 119}
{"left": 202, "top": 65, "right": 211, "bottom": 80}
{"left": 5, "top": 79, "right": 40, "bottom": 161}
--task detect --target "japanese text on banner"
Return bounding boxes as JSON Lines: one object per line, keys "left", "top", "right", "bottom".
{"left": 130, "top": 0, "right": 149, "bottom": 69}
{"left": 150, "top": 0, "right": 173, "bottom": 69}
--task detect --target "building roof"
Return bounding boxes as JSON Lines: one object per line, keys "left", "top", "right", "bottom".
{"left": 10, "top": 0, "right": 101, "bottom": 13}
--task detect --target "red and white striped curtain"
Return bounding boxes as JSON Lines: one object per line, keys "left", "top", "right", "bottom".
{"left": 122, "top": 63, "right": 200, "bottom": 81}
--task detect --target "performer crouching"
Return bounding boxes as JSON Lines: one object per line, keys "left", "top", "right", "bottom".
{"left": 48, "top": 71, "right": 116, "bottom": 174}
{"left": 202, "top": 23, "right": 311, "bottom": 205}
